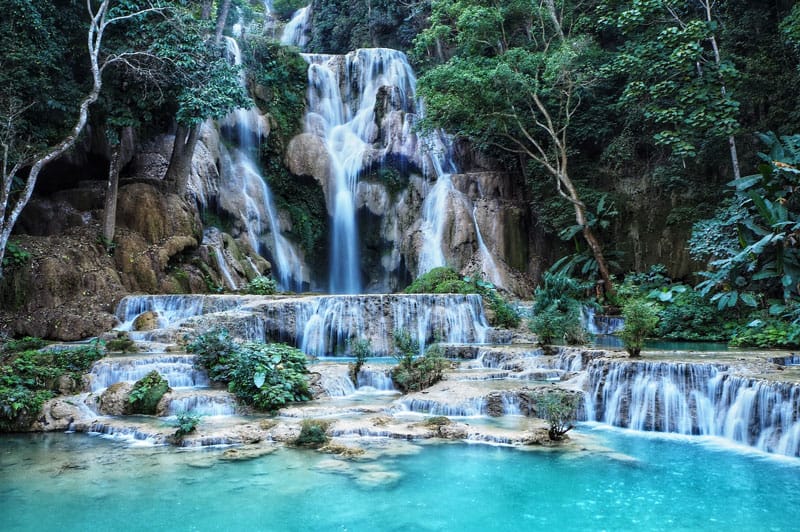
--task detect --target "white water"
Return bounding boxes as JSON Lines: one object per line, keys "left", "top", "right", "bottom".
{"left": 89, "top": 354, "right": 210, "bottom": 392}
{"left": 302, "top": 49, "right": 417, "bottom": 293}
{"left": 583, "top": 307, "right": 625, "bottom": 335}
{"left": 585, "top": 359, "right": 800, "bottom": 456}
{"left": 221, "top": 37, "right": 305, "bottom": 291}
{"left": 281, "top": 6, "right": 310, "bottom": 49}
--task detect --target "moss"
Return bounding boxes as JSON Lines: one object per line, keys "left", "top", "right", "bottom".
{"left": 128, "top": 370, "right": 170, "bottom": 415}
{"left": 293, "top": 419, "right": 332, "bottom": 448}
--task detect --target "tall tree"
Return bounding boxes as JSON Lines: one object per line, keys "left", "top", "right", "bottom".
{"left": 417, "top": 0, "right": 617, "bottom": 294}
{"left": 0, "top": 0, "right": 163, "bottom": 276}
{"left": 600, "top": 0, "right": 741, "bottom": 178}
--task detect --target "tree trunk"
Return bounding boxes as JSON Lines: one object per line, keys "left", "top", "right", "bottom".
{"left": 0, "top": 0, "right": 111, "bottom": 276}
{"left": 164, "top": 124, "right": 200, "bottom": 195}
{"left": 214, "top": 0, "right": 232, "bottom": 45}
{"left": 101, "top": 143, "right": 122, "bottom": 244}
{"left": 201, "top": 0, "right": 212, "bottom": 20}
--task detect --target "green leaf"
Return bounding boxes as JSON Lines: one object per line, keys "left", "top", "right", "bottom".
{"left": 740, "top": 293, "right": 758, "bottom": 307}
{"left": 253, "top": 372, "right": 266, "bottom": 389}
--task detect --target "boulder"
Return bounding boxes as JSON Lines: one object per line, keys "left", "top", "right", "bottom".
{"left": 98, "top": 382, "right": 134, "bottom": 415}
{"left": 133, "top": 311, "right": 159, "bottom": 331}
{"left": 285, "top": 133, "right": 331, "bottom": 202}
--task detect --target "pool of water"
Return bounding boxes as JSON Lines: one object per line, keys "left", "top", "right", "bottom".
{"left": 2, "top": 427, "right": 799, "bottom": 531}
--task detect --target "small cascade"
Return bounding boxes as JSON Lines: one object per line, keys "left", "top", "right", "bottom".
{"left": 315, "top": 364, "right": 357, "bottom": 397}
{"left": 417, "top": 172, "right": 452, "bottom": 273}
{"left": 280, "top": 5, "right": 310, "bottom": 49}
{"left": 166, "top": 390, "right": 237, "bottom": 416}
{"left": 208, "top": 231, "right": 239, "bottom": 291}
{"left": 500, "top": 392, "right": 522, "bottom": 416}
{"left": 115, "top": 295, "right": 245, "bottom": 333}
{"left": 89, "top": 423, "right": 165, "bottom": 445}
{"left": 89, "top": 354, "right": 209, "bottom": 392}
{"left": 583, "top": 307, "right": 624, "bottom": 335}
{"left": 397, "top": 397, "right": 487, "bottom": 417}
{"left": 220, "top": 36, "right": 306, "bottom": 291}
{"left": 357, "top": 366, "right": 396, "bottom": 391}
{"left": 584, "top": 359, "right": 800, "bottom": 456}
{"left": 258, "top": 293, "right": 491, "bottom": 357}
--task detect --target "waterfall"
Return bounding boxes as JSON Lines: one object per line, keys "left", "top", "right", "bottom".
{"left": 583, "top": 307, "right": 625, "bottom": 335}
{"left": 89, "top": 354, "right": 210, "bottom": 391}
{"left": 281, "top": 6, "right": 310, "bottom": 49}
{"left": 357, "top": 366, "right": 396, "bottom": 391}
{"left": 584, "top": 359, "right": 800, "bottom": 456}
{"left": 302, "top": 49, "right": 417, "bottom": 293}
{"left": 221, "top": 36, "right": 306, "bottom": 291}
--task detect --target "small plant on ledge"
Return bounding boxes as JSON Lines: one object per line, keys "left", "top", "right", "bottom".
{"left": 535, "top": 389, "right": 580, "bottom": 441}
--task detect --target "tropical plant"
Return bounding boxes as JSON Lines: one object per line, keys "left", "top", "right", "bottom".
{"left": 391, "top": 333, "right": 449, "bottom": 393}
{"left": 190, "top": 330, "right": 311, "bottom": 412}
{"left": 173, "top": 411, "right": 201, "bottom": 440}
{"left": 246, "top": 275, "right": 278, "bottom": 295}
{"left": 691, "top": 133, "right": 800, "bottom": 310}
{"left": 530, "top": 271, "right": 593, "bottom": 347}
{"left": 619, "top": 299, "right": 659, "bottom": 357}
{"left": 347, "top": 338, "right": 372, "bottom": 383}
{"left": 535, "top": 390, "right": 580, "bottom": 441}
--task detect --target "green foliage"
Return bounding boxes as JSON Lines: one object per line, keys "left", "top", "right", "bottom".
{"left": 620, "top": 299, "right": 659, "bottom": 357}
{"left": 692, "top": 133, "right": 800, "bottom": 309}
{"left": 535, "top": 390, "right": 580, "bottom": 441}
{"left": 599, "top": 0, "right": 740, "bottom": 160}
{"left": 655, "top": 291, "right": 728, "bottom": 342}
{"left": 530, "top": 272, "right": 593, "bottom": 346}
{"left": 106, "top": 332, "right": 138, "bottom": 353}
{"left": 2, "top": 242, "right": 31, "bottom": 270}
{"left": 347, "top": 338, "right": 372, "bottom": 383}
{"left": 128, "top": 370, "right": 169, "bottom": 415}
{"left": 173, "top": 411, "right": 201, "bottom": 439}
{"left": 190, "top": 329, "right": 311, "bottom": 411}
{"left": 391, "top": 341, "right": 449, "bottom": 394}
{"left": 1, "top": 336, "right": 46, "bottom": 354}
{"left": 404, "top": 267, "right": 520, "bottom": 328}
{"left": 246, "top": 276, "right": 277, "bottom": 295}
{"left": 729, "top": 317, "right": 800, "bottom": 349}
{"left": 0, "top": 342, "right": 104, "bottom": 431}
{"left": 294, "top": 418, "right": 331, "bottom": 448}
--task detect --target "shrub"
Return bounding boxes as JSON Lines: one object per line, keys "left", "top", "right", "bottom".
{"left": 1, "top": 336, "right": 47, "bottom": 354}
{"left": 294, "top": 419, "right": 331, "bottom": 448}
{"left": 404, "top": 267, "right": 462, "bottom": 293}
{"left": 530, "top": 273, "right": 591, "bottom": 346}
{"left": 106, "top": 332, "right": 138, "bottom": 353}
{"left": 129, "top": 370, "right": 170, "bottom": 415}
{"left": 730, "top": 318, "right": 800, "bottom": 348}
{"left": 535, "top": 390, "right": 580, "bottom": 441}
{"left": 392, "top": 341, "right": 449, "bottom": 393}
{"left": 347, "top": 338, "right": 372, "bottom": 383}
{"left": 246, "top": 276, "right": 277, "bottom": 295}
{"left": 0, "top": 343, "right": 105, "bottom": 431}
{"left": 620, "top": 299, "right": 659, "bottom": 357}
{"left": 656, "top": 291, "right": 728, "bottom": 341}
{"left": 190, "top": 330, "right": 311, "bottom": 412}
{"left": 173, "top": 411, "right": 201, "bottom": 440}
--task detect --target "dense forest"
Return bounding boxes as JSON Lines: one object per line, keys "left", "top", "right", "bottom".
{"left": 1, "top": 0, "right": 800, "bottom": 347}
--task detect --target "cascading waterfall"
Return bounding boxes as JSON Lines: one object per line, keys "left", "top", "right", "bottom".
{"left": 281, "top": 5, "right": 310, "bottom": 48}
{"left": 584, "top": 359, "right": 800, "bottom": 456}
{"left": 221, "top": 36, "right": 305, "bottom": 291}
{"left": 89, "top": 354, "right": 210, "bottom": 392}
{"left": 302, "top": 49, "right": 417, "bottom": 293}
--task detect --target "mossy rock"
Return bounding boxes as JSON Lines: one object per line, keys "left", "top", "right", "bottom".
{"left": 129, "top": 370, "right": 170, "bottom": 415}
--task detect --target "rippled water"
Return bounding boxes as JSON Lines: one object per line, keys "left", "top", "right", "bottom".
{"left": 1, "top": 427, "right": 798, "bottom": 531}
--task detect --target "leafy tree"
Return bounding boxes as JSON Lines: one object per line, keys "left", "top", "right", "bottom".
{"left": 620, "top": 298, "right": 659, "bottom": 356}
{"left": 416, "top": 0, "right": 617, "bottom": 295}
{"left": 530, "top": 271, "right": 592, "bottom": 347}
{"left": 599, "top": 0, "right": 742, "bottom": 178}
{"left": 0, "top": 0, "right": 164, "bottom": 276}
{"left": 535, "top": 389, "right": 580, "bottom": 441}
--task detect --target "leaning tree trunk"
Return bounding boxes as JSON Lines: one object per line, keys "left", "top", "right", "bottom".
{"left": 101, "top": 143, "right": 122, "bottom": 244}
{"left": 164, "top": 123, "right": 200, "bottom": 195}
{"left": 214, "top": 0, "right": 232, "bottom": 45}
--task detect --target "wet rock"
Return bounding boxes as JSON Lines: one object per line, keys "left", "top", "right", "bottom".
{"left": 285, "top": 133, "right": 331, "bottom": 203}
{"left": 98, "top": 382, "right": 133, "bottom": 415}
{"left": 133, "top": 311, "right": 159, "bottom": 331}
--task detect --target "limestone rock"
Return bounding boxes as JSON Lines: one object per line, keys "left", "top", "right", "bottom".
{"left": 285, "top": 133, "right": 331, "bottom": 201}
{"left": 98, "top": 382, "right": 134, "bottom": 415}
{"left": 133, "top": 311, "right": 159, "bottom": 331}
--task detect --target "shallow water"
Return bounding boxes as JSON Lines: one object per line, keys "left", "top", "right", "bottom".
{"left": 2, "top": 427, "right": 799, "bottom": 531}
